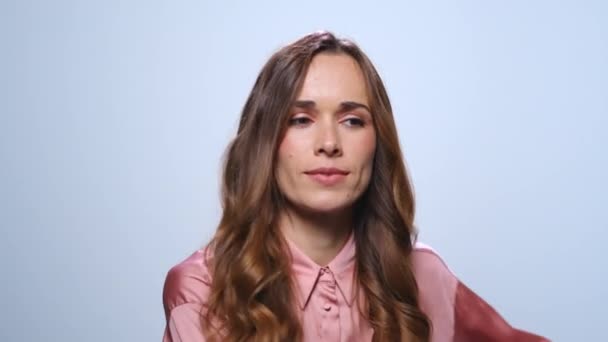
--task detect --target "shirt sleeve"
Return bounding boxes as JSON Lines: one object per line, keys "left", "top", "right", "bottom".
{"left": 162, "top": 249, "right": 213, "bottom": 342}
{"left": 453, "top": 280, "right": 550, "bottom": 342}
{"left": 163, "top": 303, "right": 207, "bottom": 342}
{"left": 412, "top": 243, "right": 550, "bottom": 342}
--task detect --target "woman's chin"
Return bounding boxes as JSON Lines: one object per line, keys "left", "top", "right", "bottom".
{"left": 284, "top": 191, "right": 361, "bottom": 216}
{"left": 298, "top": 200, "right": 353, "bottom": 216}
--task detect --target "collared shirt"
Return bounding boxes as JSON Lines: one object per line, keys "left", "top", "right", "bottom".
{"left": 162, "top": 234, "right": 549, "bottom": 342}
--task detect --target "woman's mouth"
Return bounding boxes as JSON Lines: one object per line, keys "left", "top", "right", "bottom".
{"left": 304, "top": 168, "right": 349, "bottom": 186}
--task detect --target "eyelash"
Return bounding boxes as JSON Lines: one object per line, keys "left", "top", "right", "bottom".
{"left": 344, "top": 117, "right": 365, "bottom": 127}
{"left": 288, "top": 116, "right": 366, "bottom": 127}
{"left": 289, "top": 117, "right": 313, "bottom": 126}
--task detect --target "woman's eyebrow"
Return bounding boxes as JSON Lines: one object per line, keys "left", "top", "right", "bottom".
{"left": 292, "top": 100, "right": 317, "bottom": 111}
{"left": 339, "top": 101, "right": 371, "bottom": 113}
{"left": 291, "top": 100, "right": 371, "bottom": 113}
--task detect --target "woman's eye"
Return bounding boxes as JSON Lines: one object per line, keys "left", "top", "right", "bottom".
{"left": 343, "top": 117, "right": 365, "bottom": 127}
{"left": 289, "top": 117, "right": 312, "bottom": 126}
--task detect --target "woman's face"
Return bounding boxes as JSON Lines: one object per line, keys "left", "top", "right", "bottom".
{"left": 276, "top": 53, "right": 376, "bottom": 214}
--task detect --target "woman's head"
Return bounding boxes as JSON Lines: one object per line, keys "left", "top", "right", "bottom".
{"left": 225, "top": 31, "right": 410, "bottom": 220}
{"left": 206, "top": 31, "right": 430, "bottom": 341}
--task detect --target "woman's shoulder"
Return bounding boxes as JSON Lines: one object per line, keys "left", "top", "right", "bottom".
{"left": 410, "top": 241, "right": 460, "bottom": 340}
{"left": 411, "top": 241, "right": 457, "bottom": 280}
{"left": 162, "top": 247, "right": 214, "bottom": 318}
{"left": 410, "top": 242, "right": 459, "bottom": 307}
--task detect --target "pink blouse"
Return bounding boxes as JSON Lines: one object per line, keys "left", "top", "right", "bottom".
{"left": 162, "top": 234, "right": 549, "bottom": 341}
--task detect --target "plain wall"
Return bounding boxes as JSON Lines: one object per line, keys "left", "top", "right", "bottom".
{"left": 1, "top": 0, "right": 606, "bottom": 341}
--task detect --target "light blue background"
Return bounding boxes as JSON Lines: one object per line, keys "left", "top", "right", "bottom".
{"left": 1, "top": 1, "right": 606, "bottom": 341}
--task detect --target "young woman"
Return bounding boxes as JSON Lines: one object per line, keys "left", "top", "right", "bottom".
{"left": 162, "top": 31, "right": 549, "bottom": 342}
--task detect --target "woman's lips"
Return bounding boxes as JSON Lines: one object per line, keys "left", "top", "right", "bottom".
{"left": 305, "top": 169, "right": 349, "bottom": 186}
{"left": 305, "top": 172, "right": 348, "bottom": 186}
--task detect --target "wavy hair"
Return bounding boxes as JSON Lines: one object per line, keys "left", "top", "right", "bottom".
{"left": 202, "top": 31, "right": 431, "bottom": 341}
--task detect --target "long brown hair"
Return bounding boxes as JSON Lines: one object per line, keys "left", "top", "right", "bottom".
{"left": 203, "top": 31, "right": 431, "bottom": 341}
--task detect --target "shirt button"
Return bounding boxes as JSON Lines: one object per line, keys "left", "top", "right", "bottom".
{"left": 323, "top": 303, "right": 331, "bottom": 311}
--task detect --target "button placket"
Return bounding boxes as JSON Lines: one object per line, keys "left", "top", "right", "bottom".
{"left": 315, "top": 266, "right": 340, "bottom": 340}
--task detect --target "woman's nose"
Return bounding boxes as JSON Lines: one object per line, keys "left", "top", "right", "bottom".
{"left": 315, "top": 121, "right": 342, "bottom": 157}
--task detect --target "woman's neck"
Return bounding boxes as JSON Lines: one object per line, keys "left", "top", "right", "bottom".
{"left": 278, "top": 205, "right": 353, "bottom": 266}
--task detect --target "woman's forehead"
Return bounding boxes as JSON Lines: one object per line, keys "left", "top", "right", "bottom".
{"left": 295, "top": 53, "right": 369, "bottom": 109}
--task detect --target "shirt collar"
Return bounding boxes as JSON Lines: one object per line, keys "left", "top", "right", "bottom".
{"left": 285, "top": 231, "right": 357, "bottom": 310}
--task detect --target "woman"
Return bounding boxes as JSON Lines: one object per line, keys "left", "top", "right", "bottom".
{"left": 162, "top": 31, "right": 549, "bottom": 342}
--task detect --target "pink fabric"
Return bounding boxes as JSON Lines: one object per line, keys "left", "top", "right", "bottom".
{"left": 453, "top": 281, "right": 550, "bottom": 342}
{"left": 162, "top": 237, "right": 549, "bottom": 341}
